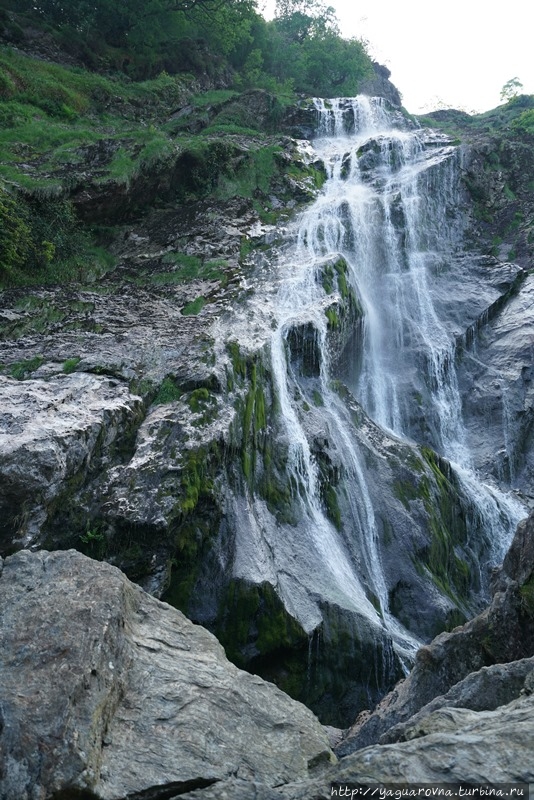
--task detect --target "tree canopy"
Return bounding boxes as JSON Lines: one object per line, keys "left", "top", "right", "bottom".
{"left": 1, "top": 0, "right": 374, "bottom": 93}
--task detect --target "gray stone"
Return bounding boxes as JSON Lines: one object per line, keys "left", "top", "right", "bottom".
{"left": 335, "top": 510, "right": 534, "bottom": 756}
{"left": 279, "top": 694, "right": 534, "bottom": 795}
{"left": 0, "top": 373, "right": 144, "bottom": 551}
{"left": 381, "top": 656, "right": 534, "bottom": 743}
{"left": 174, "top": 695, "right": 534, "bottom": 797}
{"left": 0, "top": 550, "right": 333, "bottom": 800}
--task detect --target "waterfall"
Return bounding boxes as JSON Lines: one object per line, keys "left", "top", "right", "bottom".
{"left": 267, "top": 96, "right": 525, "bottom": 662}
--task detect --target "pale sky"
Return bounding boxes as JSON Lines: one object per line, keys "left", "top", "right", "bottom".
{"left": 260, "top": 0, "right": 534, "bottom": 114}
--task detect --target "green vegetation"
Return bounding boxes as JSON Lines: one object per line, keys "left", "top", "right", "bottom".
{"left": 395, "top": 445, "right": 474, "bottom": 610}
{"left": 5, "top": 354, "right": 43, "bottom": 379}
{"left": 1, "top": 0, "right": 373, "bottom": 90}
{"left": 79, "top": 525, "right": 107, "bottom": 559}
{"left": 512, "top": 109, "right": 534, "bottom": 136}
{"left": 0, "top": 0, "right": 376, "bottom": 285}
{"left": 520, "top": 574, "right": 534, "bottom": 618}
{"left": 153, "top": 376, "right": 182, "bottom": 404}
{"left": 417, "top": 94, "right": 534, "bottom": 139}
{"left": 181, "top": 296, "right": 206, "bottom": 315}
{"left": 500, "top": 77, "right": 523, "bottom": 103}
{"left": 62, "top": 357, "right": 81, "bottom": 374}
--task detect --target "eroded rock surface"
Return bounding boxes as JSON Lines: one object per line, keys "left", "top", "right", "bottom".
{"left": 336, "top": 510, "right": 534, "bottom": 756}
{"left": 0, "top": 549, "right": 333, "bottom": 800}
{"left": 0, "top": 373, "right": 144, "bottom": 551}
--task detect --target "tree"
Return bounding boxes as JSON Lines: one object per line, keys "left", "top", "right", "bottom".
{"left": 274, "top": 0, "right": 338, "bottom": 42}
{"left": 20, "top": 0, "right": 257, "bottom": 76}
{"left": 500, "top": 77, "right": 523, "bottom": 103}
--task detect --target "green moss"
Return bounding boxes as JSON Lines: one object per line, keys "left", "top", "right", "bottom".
{"left": 8, "top": 355, "right": 44, "bottom": 380}
{"left": 334, "top": 257, "right": 350, "bottom": 298}
{"left": 153, "top": 376, "right": 182, "bottom": 405}
{"left": 322, "top": 264, "right": 335, "bottom": 294}
{"left": 181, "top": 296, "right": 206, "bottom": 316}
{"left": 227, "top": 341, "right": 247, "bottom": 382}
{"left": 217, "top": 580, "right": 307, "bottom": 667}
{"left": 520, "top": 574, "right": 534, "bottom": 618}
{"left": 239, "top": 361, "right": 268, "bottom": 487}
{"left": 62, "top": 356, "right": 81, "bottom": 374}
{"left": 129, "top": 377, "right": 154, "bottom": 400}
{"left": 158, "top": 253, "right": 227, "bottom": 284}
{"left": 312, "top": 389, "right": 324, "bottom": 407}
{"left": 417, "top": 446, "right": 473, "bottom": 604}
{"left": 323, "top": 485, "right": 342, "bottom": 530}
{"left": 393, "top": 479, "right": 421, "bottom": 510}
{"left": 188, "top": 387, "right": 210, "bottom": 412}
{"left": 325, "top": 306, "right": 340, "bottom": 329}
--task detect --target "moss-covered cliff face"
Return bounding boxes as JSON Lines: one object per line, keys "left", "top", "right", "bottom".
{"left": 420, "top": 96, "right": 534, "bottom": 268}
{"left": 1, "top": 33, "right": 533, "bottom": 728}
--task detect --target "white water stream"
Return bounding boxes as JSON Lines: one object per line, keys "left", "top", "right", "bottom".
{"left": 268, "top": 96, "right": 524, "bottom": 660}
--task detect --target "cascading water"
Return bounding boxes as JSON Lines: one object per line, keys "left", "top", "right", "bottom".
{"left": 267, "top": 95, "right": 525, "bottom": 664}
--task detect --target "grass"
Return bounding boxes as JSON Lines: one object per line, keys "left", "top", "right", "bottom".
{"left": 191, "top": 89, "right": 238, "bottom": 107}
{"left": 63, "top": 357, "right": 81, "bottom": 374}
{"left": 215, "top": 144, "right": 283, "bottom": 201}
{"left": 181, "top": 296, "right": 206, "bottom": 315}
{"left": 6, "top": 355, "right": 44, "bottom": 379}
{"left": 153, "top": 376, "right": 182, "bottom": 405}
{"left": 0, "top": 48, "right": 184, "bottom": 193}
{"left": 157, "top": 254, "right": 227, "bottom": 283}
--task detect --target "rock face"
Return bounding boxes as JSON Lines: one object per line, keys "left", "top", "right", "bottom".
{"left": 0, "top": 373, "right": 144, "bottom": 552}
{"left": 0, "top": 549, "right": 333, "bottom": 800}
{"left": 1, "top": 92, "right": 533, "bottom": 731}
{"left": 0, "top": 551, "right": 336, "bottom": 800}
{"left": 163, "top": 512, "right": 534, "bottom": 797}
{"left": 3, "top": 522, "right": 534, "bottom": 800}
{"left": 279, "top": 694, "right": 534, "bottom": 795}
{"left": 336, "top": 510, "right": 534, "bottom": 755}
{"left": 359, "top": 61, "right": 403, "bottom": 108}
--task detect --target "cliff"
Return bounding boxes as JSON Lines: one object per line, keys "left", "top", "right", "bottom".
{"left": 1, "top": 17, "right": 534, "bottom": 793}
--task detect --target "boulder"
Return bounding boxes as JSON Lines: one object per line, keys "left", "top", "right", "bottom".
{"left": 279, "top": 692, "right": 534, "bottom": 794}
{"left": 0, "top": 549, "right": 333, "bottom": 800}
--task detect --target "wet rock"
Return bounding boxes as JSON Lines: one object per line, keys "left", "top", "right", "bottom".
{"left": 0, "top": 549, "right": 333, "bottom": 800}
{"left": 458, "top": 272, "right": 534, "bottom": 494}
{"left": 0, "top": 373, "right": 144, "bottom": 552}
{"left": 279, "top": 694, "right": 534, "bottom": 793}
{"left": 381, "top": 656, "right": 534, "bottom": 743}
{"left": 335, "top": 510, "right": 534, "bottom": 756}
{"left": 160, "top": 695, "right": 534, "bottom": 796}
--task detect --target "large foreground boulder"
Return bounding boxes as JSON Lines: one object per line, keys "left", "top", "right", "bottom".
{"left": 0, "top": 550, "right": 333, "bottom": 800}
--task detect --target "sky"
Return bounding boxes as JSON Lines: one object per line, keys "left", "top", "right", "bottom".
{"left": 259, "top": 0, "right": 534, "bottom": 114}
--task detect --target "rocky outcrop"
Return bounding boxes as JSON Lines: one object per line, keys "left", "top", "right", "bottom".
{"left": 2, "top": 529, "right": 534, "bottom": 800}
{"left": 0, "top": 373, "right": 144, "bottom": 552}
{"left": 458, "top": 272, "right": 534, "bottom": 495}
{"left": 1, "top": 86, "right": 533, "bottom": 733}
{"left": 335, "top": 510, "right": 534, "bottom": 755}
{"left": 279, "top": 692, "right": 534, "bottom": 794}
{"left": 0, "top": 549, "right": 333, "bottom": 800}
{"left": 359, "top": 61, "right": 403, "bottom": 108}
